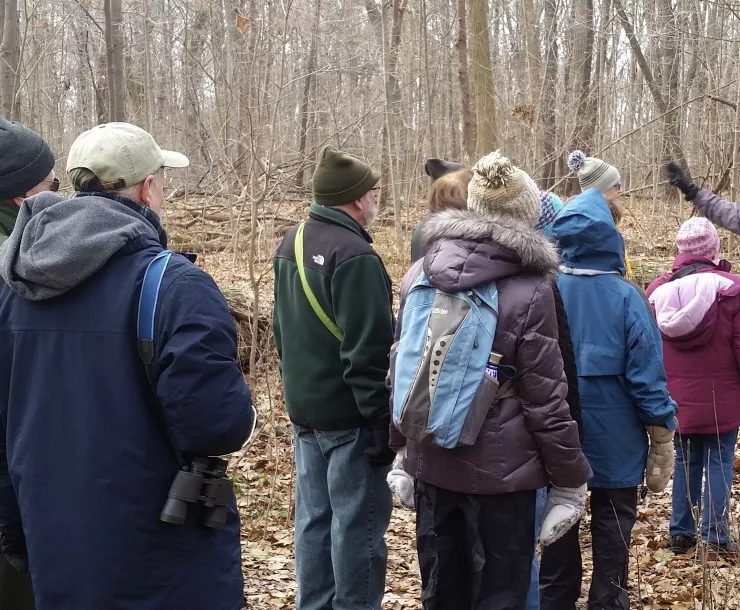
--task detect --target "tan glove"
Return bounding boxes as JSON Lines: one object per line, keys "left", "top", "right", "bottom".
{"left": 646, "top": 425, "right": 675, "bottom": 492}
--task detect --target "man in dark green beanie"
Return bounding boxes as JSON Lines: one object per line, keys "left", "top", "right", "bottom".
{"left": 0, "top": 116, "right": 55, "bottom": 610}
{"left": 273, "top": 145, "right": 394, "bottom": 610}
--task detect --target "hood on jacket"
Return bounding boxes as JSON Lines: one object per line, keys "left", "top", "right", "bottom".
{"left": 670, "top": 251, "right": 731, "bottom": 274}
{"left": 649, "top": 272, "right": 739, "bottom": 340}
{"left": 419, "top": 208, "right": 560, "bottom": 292}
{"left": 0, "top": 191, "right": 166, "bottom": 301}
{"left": 551, "top": 189, "right": 626, "bottom": 275}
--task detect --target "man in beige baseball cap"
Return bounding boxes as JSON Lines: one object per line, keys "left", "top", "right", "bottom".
{"left": 67, "top": 122, "right": 189, "bottom": 215}
{"left": 0, "top": 122, "right": 256, "bottom": 609}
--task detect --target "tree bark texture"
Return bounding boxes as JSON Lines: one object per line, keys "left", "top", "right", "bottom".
{"left": 468, "top": 0, "right": 497, "bottom": 156}
{"left": 457, "top": 0, "right": 476, "bottom": 162}
{"left": 104, "top": 0, "right": 126, "bottom": 121}
{"left": 0, "top": 0, "right": 20, "bottom": 119}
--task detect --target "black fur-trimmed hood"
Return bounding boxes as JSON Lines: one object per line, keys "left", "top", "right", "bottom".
{"left": 419, "top": 208, "right": 560, "bottom": 292}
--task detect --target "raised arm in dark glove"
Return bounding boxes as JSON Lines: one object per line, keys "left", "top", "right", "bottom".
{"left": 1, "top": 527, "right": 29, "bottom": 573}
{"left": 364, "top": 420, "right": 395, "bottom": 467}
{"left": 666, "top": 162, "right": 698, "bottom": 201}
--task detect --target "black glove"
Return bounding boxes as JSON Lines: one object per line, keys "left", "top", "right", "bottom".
{"left": 364, "top": 421, "right": 395, "bottom": 467}
{"left": 666, "top": 162, "right": 698, "bottom": 201}
{"left": 1, "top": 528, "right": 29, "bottom": 573}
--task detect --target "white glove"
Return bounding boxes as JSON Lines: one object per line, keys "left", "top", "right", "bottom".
{"left": 646, "top": 425, "right": 675, "bottom": 492}
{"left": 539, "top": 484, "right": 587, "bottom": 546}
{"left": 386, "top": 449, "right": 415, "bottom": 509}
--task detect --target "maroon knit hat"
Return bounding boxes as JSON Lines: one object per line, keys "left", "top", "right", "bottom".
{"left": 676, "top": 217, "right": 720, "bottom": 259}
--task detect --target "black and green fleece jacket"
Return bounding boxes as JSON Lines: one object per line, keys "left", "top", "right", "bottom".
{"left": 273, "top": 204, "right": 394, "bottom": 430}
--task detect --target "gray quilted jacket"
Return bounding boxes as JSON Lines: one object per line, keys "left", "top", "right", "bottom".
{"left": 693, "top": 189, "right": 740, "bottom": 234}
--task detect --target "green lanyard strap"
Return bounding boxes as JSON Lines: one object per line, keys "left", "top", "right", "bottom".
{"left": 295, "top": 221, "right": 343, "bottom": 341}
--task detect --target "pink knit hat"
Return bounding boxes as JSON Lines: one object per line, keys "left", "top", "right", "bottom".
{"left": 676, "top": 217, "right": 720, "bottom": 259}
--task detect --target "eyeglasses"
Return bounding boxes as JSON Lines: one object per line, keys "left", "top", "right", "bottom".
{"left": 49, "top": 177, "right": 60, "bottom": 193}
{"left": 615, "top": 182, "right": 622, "bottom": 191}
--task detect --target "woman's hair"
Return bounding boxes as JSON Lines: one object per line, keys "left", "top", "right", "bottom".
{"left": 427, "top": 168, "right": 473, "bottom": 214}
{"left": 608, "top": 200, "right": 623, "bottom": 225}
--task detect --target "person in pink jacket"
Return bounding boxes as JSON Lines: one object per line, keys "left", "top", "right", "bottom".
{"left": 647, "top": 217, "right": 740, "bottom": 557}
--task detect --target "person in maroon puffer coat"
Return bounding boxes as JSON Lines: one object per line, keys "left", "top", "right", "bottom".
{"left": 390, "top": 152, "right": 591, "bottom": 610}
{"left": 647, "top": 217, "right": 740, "bottom": 557}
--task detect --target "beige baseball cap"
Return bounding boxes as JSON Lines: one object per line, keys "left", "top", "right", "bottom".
{"left": 66, "top": 122, "right": 189, "bottom": 190}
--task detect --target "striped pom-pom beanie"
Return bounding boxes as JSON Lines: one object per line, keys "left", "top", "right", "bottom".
{"left": 567, "top": 150, "right": 621, "bottom": 195}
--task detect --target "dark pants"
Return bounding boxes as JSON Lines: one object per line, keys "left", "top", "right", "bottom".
{"left": 0, "top": 550, "right": 34, "bottom": 610}
{"left": 415, "top": 480, "right": 535, "bottom": 610}
{"left": 539, "top": 519, "right": 582, "bottom": 610}
{"left": 588, "top": 487, "right": 638, "bottom": 610}
{"left": 540, "top": 488, "right": 637, "bottom": 610}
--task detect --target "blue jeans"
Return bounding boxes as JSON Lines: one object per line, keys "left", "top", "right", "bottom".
{"left": 525, "top": 488, "right": 548, "bottom": 610}
{"left": 670, "top": 430, "right": 738, "bottom": 545}
{"left": 293, "top": 424, "right": 392, "bottom": 610}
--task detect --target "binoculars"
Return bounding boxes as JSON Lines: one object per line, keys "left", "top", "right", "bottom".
{"left": 160, "top": 457, "right": 233, "bottom": 529}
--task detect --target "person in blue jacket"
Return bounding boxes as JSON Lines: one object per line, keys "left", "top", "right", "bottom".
{"left": 551, "top": 189, "right": 677, "bottom": 610}
{"left": 0, "top": 123, "right": 256, "bottom": 610}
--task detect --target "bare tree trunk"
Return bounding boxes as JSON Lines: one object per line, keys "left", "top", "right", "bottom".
{"left": 559, "top": 0, "right": 577, "bottom": 184}
{"left": 95, "top": 43, "right": 109, "bottom": 123}
{"left": 468, "top": 0, "right": 497, "bottom": 156}
{"left": 540, "top": 0, "right": 558, "bottom": 188}
{"left": 522, "top": 0, "right": 541, "bottom": 104}
{"left": 380, "top": 0, "right": 403, "bottom": 247}
{"left": 365, "top": 0, "right": 406, "bottom": 210}
{"left": 594, "top": 0, "right": 611, "bottom": 152}
{"left": 142, "top": 0, "right": 154, "bottom": 132}
{"left": 572, "top": 0, "right": 595, "bottom": 150}
{"left": 104, "top": 0, "right": 125, "bottom": 121}
{"left": 656, "top": 0, "right": 680, "bottom": 201}
{"left": 457, "top": 0, "right": 475, "bottom": 162}
{"left": 0, "top": 0, "right": 20, "bottom": 119}
{"left": 296, "top": 0, "right": 321, "bottom": 188}
{"left": 185, "top": 6, "right": 211, "bottom": 167}
{"left": 448, "top": 60, "right": 460, "bottom": 160}
{"left": 421, "top": 0, "right": 435, "bottom": 156}
{"left": 72, "top": 22, "right": 94, "bottom": 131}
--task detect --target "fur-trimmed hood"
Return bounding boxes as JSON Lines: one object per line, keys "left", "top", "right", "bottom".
{"left": 418, "top": 208, "right": 560, "bottom": 292}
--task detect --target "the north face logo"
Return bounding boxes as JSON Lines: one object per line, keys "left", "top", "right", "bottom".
{"left": 313, "top": 254, "right": 325, "bottom": 265}
{"left": 431, "top": 307, "right": 448, "bottom": 315}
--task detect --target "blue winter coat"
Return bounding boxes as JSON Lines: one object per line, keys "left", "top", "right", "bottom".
{"left": 0, "top": 192, "right": 255, "bottom": 610}
{"left": 551, "top": 189, "right": 676, "bottom": 488}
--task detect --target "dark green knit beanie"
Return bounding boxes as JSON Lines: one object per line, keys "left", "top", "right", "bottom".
{"left": 312, "top": 145, "right": 380, "bottom": 206}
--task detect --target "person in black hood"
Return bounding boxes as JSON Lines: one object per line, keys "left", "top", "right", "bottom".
{"left": 0, "top": 114, "right": 56, "bottom": 610}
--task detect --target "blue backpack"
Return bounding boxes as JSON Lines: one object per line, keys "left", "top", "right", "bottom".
{"left": 391, "top": 265, "right": 509, "bottom": 449}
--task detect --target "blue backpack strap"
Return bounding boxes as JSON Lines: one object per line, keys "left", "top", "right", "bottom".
{"left": 138, "top": 250, "right": 172, "bottom": 371}
{"left": 136, "top": 250, "right": 188, "bottom": 469}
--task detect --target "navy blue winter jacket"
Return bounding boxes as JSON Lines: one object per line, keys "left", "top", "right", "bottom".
{"left": 0, "top": 192, "right": 254, "bottom": 610}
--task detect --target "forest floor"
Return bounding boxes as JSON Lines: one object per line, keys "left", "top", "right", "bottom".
{"left": 163, "top": 192, "right": 740, "bottom": 609}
